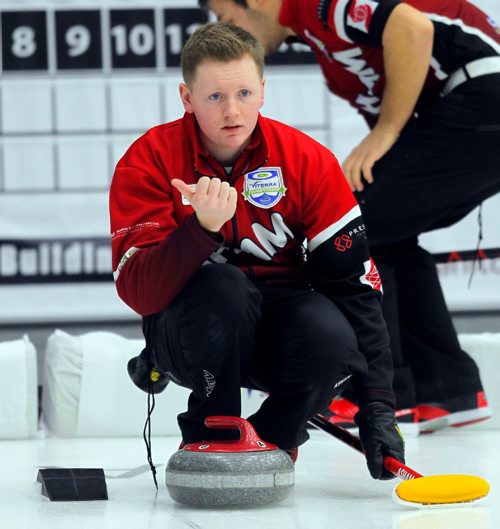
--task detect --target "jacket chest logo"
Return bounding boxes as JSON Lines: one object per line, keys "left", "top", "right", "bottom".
{"left": 242, "top": 167, "right": 286, "bottom": 209}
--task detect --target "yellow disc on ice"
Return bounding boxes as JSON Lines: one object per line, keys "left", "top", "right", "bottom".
{"left": 395, "top": 475, "right": 490, "bottom": 505}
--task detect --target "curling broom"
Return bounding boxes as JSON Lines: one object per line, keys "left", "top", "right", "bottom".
{"left": 308, "top": 414, "right": 490, "bottom": 507}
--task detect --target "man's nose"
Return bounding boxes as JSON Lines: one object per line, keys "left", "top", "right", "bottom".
{"left": 223, "top": 97, "right": 239, "bottom": 117}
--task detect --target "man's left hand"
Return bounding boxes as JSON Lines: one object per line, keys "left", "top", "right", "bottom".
{"left": 354, "top": 401, "right": 405, "bottom": 480}
{"left": 342, "top": 128, "right": 399, "bottom": 192}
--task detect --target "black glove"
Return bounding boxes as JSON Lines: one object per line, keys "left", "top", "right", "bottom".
{"left": 127, "top": 347, "right": 169, "bottom": 394}
{"left": 354, "top": 402, "right": 405, "bottom": 480}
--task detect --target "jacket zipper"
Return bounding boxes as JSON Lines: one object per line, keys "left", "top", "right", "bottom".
{"left": 194, "top": 156, "right": 268, "bottom": 258}
{"left": 236, "top": 157, "right": 268, "bottom": 277}
{"left": 229, "top": 157, "right": 268, "bottom": 254}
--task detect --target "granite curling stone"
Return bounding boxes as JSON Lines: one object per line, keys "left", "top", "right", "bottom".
{"left": 165, "top": 416, "right": 295, "bottom": 507}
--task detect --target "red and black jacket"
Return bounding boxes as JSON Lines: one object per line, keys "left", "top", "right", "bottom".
{"left": 280, "top": 0, "right": 500, "bottom": 126}
{"left": 110, "top": 112, "right": 394, "bottom": 405}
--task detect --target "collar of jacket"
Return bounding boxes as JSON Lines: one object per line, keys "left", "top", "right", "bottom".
{"left": 180, "top": 112, "right": 269, "bottom": 178}
{"left": 279, "top": 0, "right": 296, "bottom": 33}
{"left": 279, "top": 0, "right": 331, "bottom": 33}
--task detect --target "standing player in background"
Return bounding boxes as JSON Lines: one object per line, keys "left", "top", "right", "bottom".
{"left": 110, "top": 22, "right": 404, "bottom": 479}
{"left": 200, "top": 0, "right": 500, "bottom": 433}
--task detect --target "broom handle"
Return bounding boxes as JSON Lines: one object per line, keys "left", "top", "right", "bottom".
{"left": 308, "top": 415, "right": 423, "bottom": 480}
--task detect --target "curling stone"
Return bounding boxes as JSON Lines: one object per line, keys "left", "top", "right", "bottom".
{"left": 165, "top": 416, "right": 295, "bottom": 507}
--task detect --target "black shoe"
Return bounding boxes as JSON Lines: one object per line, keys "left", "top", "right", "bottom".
{"left": 323, "top": 397, "right": 420, "bottom": 437}
{"left": 417, "top": 391, "right": 492, "bottom": 433}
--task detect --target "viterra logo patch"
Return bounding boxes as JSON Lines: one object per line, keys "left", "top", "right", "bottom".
{"left": 243, "top": 168, "right": 286, "bottom": 209}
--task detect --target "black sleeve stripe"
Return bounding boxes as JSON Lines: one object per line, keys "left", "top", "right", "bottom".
{"left": 344, "top": 0, "right": 400, "bottom": 47}
{"left": 369, "top": 0, "right": 400, "bottom": 46}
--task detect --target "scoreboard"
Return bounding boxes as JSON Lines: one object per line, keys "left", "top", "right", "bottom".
{"left": 0, "top": 7, "right": 314, "bottom": 74}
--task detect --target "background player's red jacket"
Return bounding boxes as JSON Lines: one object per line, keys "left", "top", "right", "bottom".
{"left": 110, "top": 112, "right": 394, "bottom": 404}
{"left": 280, "top": 0, "right": 500, "bottom": 126}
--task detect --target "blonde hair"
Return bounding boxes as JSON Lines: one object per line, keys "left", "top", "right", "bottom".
{"left": 181, "top": 22, "right": 265, "bottom": 86}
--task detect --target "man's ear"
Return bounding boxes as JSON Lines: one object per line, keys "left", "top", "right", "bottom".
{"left": 179, "top": 83, "right": 193, "bottom": 113}
{"left": 259, "top": 77, "right": 265, "bottom": 108}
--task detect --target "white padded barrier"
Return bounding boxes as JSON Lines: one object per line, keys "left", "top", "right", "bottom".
{"left": 41, "top": 329, "right": 188, "bottom": 437}
{"left": 458, "top": 333, "right": 500, "bottom": 430}
{"left": 41, "top": 329, "right": 267, "bottom": 438}
{"left": 40, "top": 329, "right": 498, "bottom": 437}
{"left": 0, "top": 336, "right": 38, "bottom": 439}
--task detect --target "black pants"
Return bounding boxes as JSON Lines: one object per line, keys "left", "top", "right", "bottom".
{"left": 357, "top": 74, "right": 500, "bottom": 408}
{"left": 143, "top": 264, "right": 368, "bottom": 449}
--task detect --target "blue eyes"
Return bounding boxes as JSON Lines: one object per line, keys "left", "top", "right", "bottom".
{"left": 208, "top": 90, "right": 250, "bottom": 101}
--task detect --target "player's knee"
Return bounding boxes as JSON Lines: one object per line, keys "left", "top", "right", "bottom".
{"left": 305, "top": 322, "right": 362, "bottom": 384}
{"left": 196, "top": 264, "right": 261, "bottom": 324}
